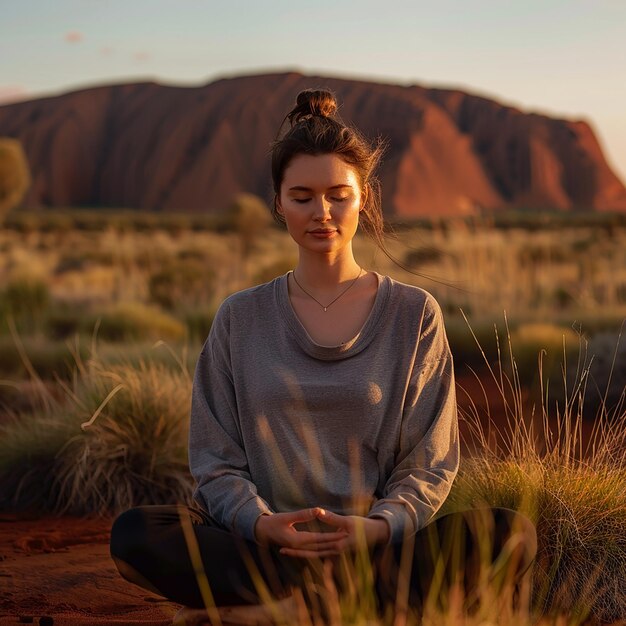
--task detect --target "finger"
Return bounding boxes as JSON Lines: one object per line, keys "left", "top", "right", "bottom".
{"left": 285, "top": 507, "right": 326, "bottom": 523}
{"left": 292, "top": 532, "right": 348, "bottom": 549}
{"left": 287, "top": 529, "right": 348, "bottom": 545}
{"left": 282, "top": 535, "right": 351, "bottom": 555}
{"left": 316, "top": 509, "right": 351, "bottom": 530}
{"left": 279, "top": 546, "right": 345, "bottom": 558}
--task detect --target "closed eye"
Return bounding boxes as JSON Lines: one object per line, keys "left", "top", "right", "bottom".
{"left": 292, "top": 197, "right": 348, "bottom": 203}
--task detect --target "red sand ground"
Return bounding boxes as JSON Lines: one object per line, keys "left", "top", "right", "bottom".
{"left": 0, "top": 514, "right": 179, "bottom": 625}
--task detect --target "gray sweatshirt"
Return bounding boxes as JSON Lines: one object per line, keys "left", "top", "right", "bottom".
{"left": 189, "top": 271, "right": 459, "bottom": 545}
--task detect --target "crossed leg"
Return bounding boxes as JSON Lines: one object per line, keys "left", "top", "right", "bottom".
{"left": 110, "top": 504, "right": 537, "bottom": 620}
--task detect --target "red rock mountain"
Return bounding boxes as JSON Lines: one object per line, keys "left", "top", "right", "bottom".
{"left": 1, "top": 71, "right": 625, "bottom": 216}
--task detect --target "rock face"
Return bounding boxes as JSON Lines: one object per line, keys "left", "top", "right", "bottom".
{"left": 0, "top": 71, "right": 625, "bottom": 216}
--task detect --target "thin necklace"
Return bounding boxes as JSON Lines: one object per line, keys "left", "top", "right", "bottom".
{"left": 291, "top": 268, "right": 364, "bottom": 312}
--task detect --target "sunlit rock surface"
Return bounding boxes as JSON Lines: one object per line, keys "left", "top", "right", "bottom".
{"left": 1, "top": 71, "right": 625, "bottom": 215}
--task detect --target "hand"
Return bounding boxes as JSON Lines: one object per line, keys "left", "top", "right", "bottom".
{"left": 276, "top": 509, "right": 390, "bottom": 558}
{"left": 254, "top": 507, "right": 349, "bottom": 554}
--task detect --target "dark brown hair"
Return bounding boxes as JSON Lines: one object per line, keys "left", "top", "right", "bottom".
{"left": 270, "top": 88, "right": 387, "bottom": 251}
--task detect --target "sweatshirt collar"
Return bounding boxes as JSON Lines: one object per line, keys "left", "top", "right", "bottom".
{"left": 276, "top": 271, "right": 390, "bottom": 361}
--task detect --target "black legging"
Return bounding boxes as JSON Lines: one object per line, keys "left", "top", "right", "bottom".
{"left": 109, "top": 504, "right": 537, "bottom": 614}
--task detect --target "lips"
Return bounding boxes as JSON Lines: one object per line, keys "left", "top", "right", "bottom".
{"left": 309, "top": 228, "right": 336, "bottom": 234}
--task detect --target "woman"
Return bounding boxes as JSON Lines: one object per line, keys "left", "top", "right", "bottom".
{"left": 110, "top": 88, "right": 537, "bottom": 623}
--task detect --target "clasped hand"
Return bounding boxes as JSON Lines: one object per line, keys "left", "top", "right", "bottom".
{"left": 254, "top": 507, "right": 390, "bottom": 558}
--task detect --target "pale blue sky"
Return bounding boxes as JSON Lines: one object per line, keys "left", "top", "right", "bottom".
{"left": 2, "top": 0, "right": 625, "bottom": 181}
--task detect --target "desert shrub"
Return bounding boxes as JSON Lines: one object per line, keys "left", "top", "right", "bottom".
{"left": 92, "top": 302, "right": 186, "bottom": 341}
{"left": 49, "top": 301, "right": 202, "bottom": 348}
{"left": 509, "top": 323, "right": 579, "bottom": 385}
{"left": 0, "top": 137, "right": 31, "bottom": 223}
{"left": 404, "top": 246, "right": 446, "bottom": 267}
{"left": 447, "top": 318, "right": 578, "bottom": 388}
{"left": 132, "top": 212, "right": 162, "bottom": 232}
{"left": 0, "top": 335, "right": 87, "bottom": 380}
{"left": 3, "top": 209, "right": 88, "bottom": 232}
{"left": 572, "top": 328, "right": 626, "bottom": 418}
{"left": 54, "top": 250, "right": 90, "bottom": 274}
{"left": 2, "top": 211, "right": 39, "bottom": 232}
{"left": 446, "top": 454, "right": 626, "bottom": 621}
{"left": 552, "top": 287, "right": 576, "bottom": 309}
{"left": 222, "top": 192, "right": 273, "bottom": 257}
{"left": 445, "top": 317, "right": 504, "bottom": 370}
{"left": 444, "top": 320, "right": 626, "bottom": 622}
{"left": 71, "top": 211, "right": 117, "bottom": 232}
{"left": 180, "top": 307, "right": 216, "bottom": 342}
{"left": 45, "top": 302, "right": 89, "bottom": 339}
{"left": 517, "top": 245, "right": 551, "bottom": 266}
{"left": 550, "top": 311, "right": 626, "bottom": 337}
{"left": 148, "top": 259, "right": 216, "bottom": 311}
{"left": 441, "top": 300, "right": 471, "bottom": 318}
{"left": 52, "top": 358, "right": 193, "bottom": 514}
{"left": 177, "top": 246, "right": 207, "bottom": 261}
{"left": 571, "top": 236, "right": 596, "bottom": 253}
{"left": 253, "top": 257, "right": 297, "bottom": 285}
{"left": 0, "top": 380, "right": 39, "bottom": 416}
{"left": 0, "top": 209, "right": 219, "bottom": 232}
{"left": 0, "top": 354, "right": 193, "bottom": 514}
{"left": 0, "top": 412, "right": 75, "bottom": 511}
{"left": 133, "top": 246, "right": 173, "bottom": 270}
{"left": 36, "top": 212, "right": 75, "bottom": 233}
{"left": 0, "top": 276, "right": 51, "bottom": 334}
{"left": 53, "top": 246, "right": 117, "bottom": 275}
{"left": 96, "top": 340, "right": 200, "bottom": 374}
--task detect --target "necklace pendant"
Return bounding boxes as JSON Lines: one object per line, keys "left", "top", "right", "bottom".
{"left": 291, "top": 267, "right": 363, "bottom": 315}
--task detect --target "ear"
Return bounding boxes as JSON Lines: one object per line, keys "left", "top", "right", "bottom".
{"left": 274, "top": 194, "right": 284, "bottom": 215}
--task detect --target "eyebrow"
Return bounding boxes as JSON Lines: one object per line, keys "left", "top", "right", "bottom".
{"left": 287, "top": 184, "right": 353, "bottom": 192}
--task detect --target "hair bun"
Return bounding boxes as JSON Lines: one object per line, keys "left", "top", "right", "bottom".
{"left": 287, "top": 89, "right": 338, "bottom": 125}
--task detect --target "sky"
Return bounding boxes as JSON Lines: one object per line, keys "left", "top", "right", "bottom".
{"left": 1, "top": 0, "right": 625, "bottom": 183}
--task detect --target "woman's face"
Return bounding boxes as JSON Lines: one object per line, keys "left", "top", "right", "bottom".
{"left": 276, "top": 153, "right": 365, "bottom": 257}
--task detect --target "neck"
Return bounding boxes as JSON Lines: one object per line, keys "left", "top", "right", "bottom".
{"left": 295, "top": 246, "right": 362, "bottom": 288}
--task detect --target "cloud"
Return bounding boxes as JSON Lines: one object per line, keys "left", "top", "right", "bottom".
{"left": 100, "top": 46, "right": 114, "bottom": 56}
{"left": 133, "top": 51, "right": 150, "bottom": 61}
{"left": 0, "top": 85, "right": 28, "bottom": 104}
{"left": 64, "top": 31, "right": 84, "bottom": 43}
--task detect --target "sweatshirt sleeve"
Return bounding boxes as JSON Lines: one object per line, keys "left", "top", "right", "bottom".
{"left": 367, "top": 296, "right": 459, "bottom": 545}
{"left": 188, "top": 303, "right": 274, "bottom": 543}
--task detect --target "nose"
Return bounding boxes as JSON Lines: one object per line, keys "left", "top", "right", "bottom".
{"left": 312, "top": 196, "right": 332, "bottom": 221}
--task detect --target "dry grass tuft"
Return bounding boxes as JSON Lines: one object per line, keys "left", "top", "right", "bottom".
{"left": 446, "top": 314, "right": 626, "bottom": 622}
{"left": 0, "top": 333, "right": 193, "bottom": 514}
{"left": 95, "top": 301, "right": 187, "bottom": 341}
